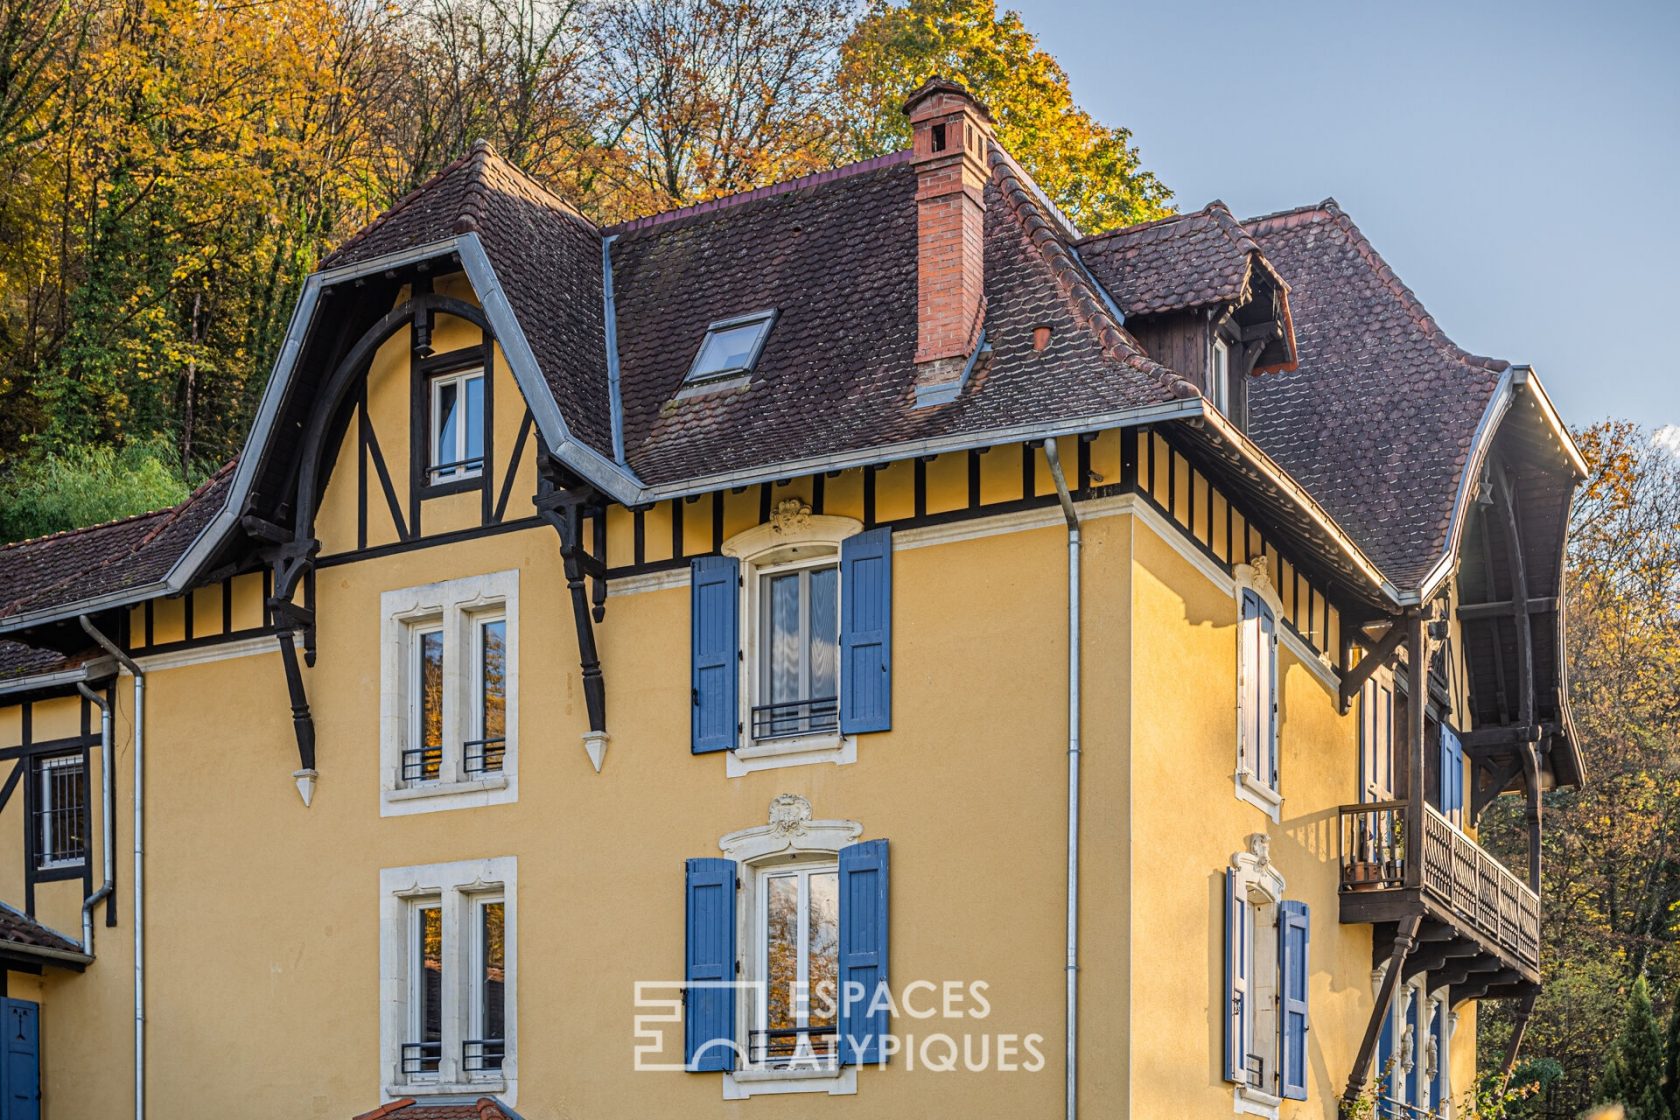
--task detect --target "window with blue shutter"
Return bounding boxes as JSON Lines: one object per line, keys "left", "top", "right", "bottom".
{"left": 1278, "top": 901, "right": 1309, "bottom": 1100}
{"left": 684, "top": 858, "right": 738, "bottom": 1071}
{"left": 0, "top": 999, "right": 39, "bottom": 1120}
{"left": 1440, "top": 726, "right": 1465, "bottom": 827}
{"left": 1223, "top": 869, "right": 1247, "bottom": 1083}
{"left": 837, "top": 838, "right": 889, "bottom": 1064}
{"left": 1430, "top": 995, "right": 1449, "bottom": 1112}
{"left": 1405, "top": 987, "right": 1425, "bottom": 1109}
{"left": 691, "top": 555, "right": 740, "bottom": 753}
{"left": 839, "top": 528, "right": 892, "bottom": 734}
{"left": 1238, "top": 590, "right": 1279, "bottom": 794}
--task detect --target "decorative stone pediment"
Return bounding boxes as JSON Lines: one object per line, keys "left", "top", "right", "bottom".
{"left": 719, "top": 795, "right": 862, "bottom": 863}
{"left": 769, "top": 500, "right": 813, "bottom": 536}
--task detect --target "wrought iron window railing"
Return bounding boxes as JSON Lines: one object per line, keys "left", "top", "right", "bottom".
{"left": 462, "top": 1038, "right": 504, "bottom": 1073}
{"left": 1338, "top": 800, "right": 1540, "bottom": 970}
{"left": 34, "top": 756, "right": 88, "bottom": 869}
{"left": 428, "top": 456, "right": 484, "bottom": 484}
{"left": 401, "top": 746, "right": 443, "bottom": 783}
{"left": 1245, "top": 1053, "right": 1266, "bottom": 1091}
{"left": 749, "top": 696, "right": 838, "bottom": 742}
{"left": 463, "top": 738, "right": 506, "bottom": 775}
{"left": 748, "top": 1025, "right": 838, "bottom": 1066}
{"left": 400, "top": 1041, "right": 442, "bottom": 1076}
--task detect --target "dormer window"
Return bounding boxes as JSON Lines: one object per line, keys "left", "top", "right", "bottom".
{"left": 1209, "top": 338, "right": 1231, "bottom": 415}
{"left": 430, "top": 368, "right": 484, "bottom": 482}
{"left": 685, "top": 311, "right": 776, "bottom": 384}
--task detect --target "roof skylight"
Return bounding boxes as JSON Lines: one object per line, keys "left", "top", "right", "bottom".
{"left": 685, "top": 310, "right": 777, "bottom": 383}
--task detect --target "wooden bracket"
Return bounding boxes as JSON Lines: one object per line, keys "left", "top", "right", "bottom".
{"left": 1337, "top": 620, "right": 1409, "bottom": 714}
{"left": 537, "top": 465, "right": 608, "bottom": 738}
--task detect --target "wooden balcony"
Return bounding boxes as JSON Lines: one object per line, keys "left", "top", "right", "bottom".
{"left": 1338, "top": 801, "right": 1540, "bottom": 989}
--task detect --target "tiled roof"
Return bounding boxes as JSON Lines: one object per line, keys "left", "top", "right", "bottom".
{"left": 326, "top": 141, "right": 614, "bottom": 459}
{"left": 0, "top": 461, "right": 234, "bottom": 624}
{"left": 0, "top": 640, "right": 71, "bottom": 681}
{"left": 1243, "top": 200, "right": 1510, "bottom": 589}
{"left": 1078, "top": 201, "right": 1263, "bottom": 316}
{"left": 352, "top": 1097, "right": 510, "bottom": 1120}
{"left": 0, "top": 901, "right": 84, "bottom": 957}
{"left": 609, "top": 144, "right": 1192, "bottom": 486}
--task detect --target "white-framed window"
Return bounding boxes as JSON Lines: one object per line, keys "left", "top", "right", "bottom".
{"left": 1210, "top": 337, "right": 1231, "bottom": 414}
{"left": 381, "top": 857, "right": 517, "bottom": 1102}
{"left": 381, "top": 570, "right": 518, "bottom": 815}
{"left": 685, "top": 311, "right": 776, "bottom": 385}
{"left": 35, "top": 753, "right": 88, "bottom": 870}
{"left": 429, "top": 367, "right": 485, "bottom": 483}
{"left": 1225, "top": 835, "right": 1307, "bottom": 1114}
{"left": 718, "top": 512, "right": 865, "bottom": 776}
{"left": 717, "top": 795, "right": 865, "bottom": 1099}
{"left": 1235, "top": 572, "right": 1281, "bottom": 817}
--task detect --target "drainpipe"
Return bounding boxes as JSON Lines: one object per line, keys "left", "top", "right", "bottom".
{"left": 1042, "top": 440, "right": 1081, "bottom": 1120}
{"left": 73, "top": 681, "right": 115, "bottom": 957}
{"left": 79, "top": 616, "right": 144, "bottom": 1120}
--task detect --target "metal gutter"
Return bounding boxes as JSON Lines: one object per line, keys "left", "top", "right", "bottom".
{"left": 0, "top": 938, "right": 93, "bottom": 968}
{"left": 0, "top": 657, "right": 114, "bottom": 697}
{"left": 75, "top": 681, "right": 115, "bottom": 958}
{"left": 602, "top": 234, "right": 627, "bottom": 464}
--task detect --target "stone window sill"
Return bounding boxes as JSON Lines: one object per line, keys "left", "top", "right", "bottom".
{"left": 387, "top": 774, "right": 509, "bottom": 802}
{"left": 724, "top": 1063, "right": 857, "bottom": 1099}
{"left": 1233, "top": 769, "right": 1282, "bottom": 821}
{"left": 726, "top": 733, "right": 856, "bottom": 778}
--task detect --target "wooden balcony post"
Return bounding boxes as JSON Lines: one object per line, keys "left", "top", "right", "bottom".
{"left": 1524, "top": 741, "right": 1543, "bottom": 895}
{"left": 1405, "top": 615, "right": 1428, "bottom": 890}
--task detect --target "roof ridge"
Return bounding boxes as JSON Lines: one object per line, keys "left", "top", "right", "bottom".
{"left": 606, "top": 151, "right": 915, "bottom": 236}
{"left": 328, "top": 143, "right": 492, "bottom": 264}
{"left": 135, "top": 457, "right": 237, "bottom": 549}
{"left": 1247, "top": 200, "right": 1506, "bottom": 374}
{"left": 987, "top": 143, "right": 1198, "bottom": 402}
{"left": 0, "top": 504, "right": 168, "bottom": 555}
{"left": 1076, "top": 202, "right": 1213, "bottom": 246}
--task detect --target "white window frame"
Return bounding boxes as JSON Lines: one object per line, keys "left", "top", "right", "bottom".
{"left": 35, "top": 753, "right": 87, "bottom": 870}
{"left": 719, "top": 795, "right": 863, "bottom": 1099}
{"left": 721, "top": 510, "right": 863, "bottom": 777}
{"left": 466, "top": 893, "right": 507, "bottom": 1077}
{"left": 683, "top": 310, "right": 777, "bottom": 386}
{"left": 381, "top": 570, "right": 519, "bottom": 815}
{"left": 429, "top": 367, "right": 485, "bottom": 483}
{"left": 380, "top": 856, "right": 517, "bottom": 1104}
{"left": 1234, "top": 564, "right": 1283, "bottom": 819}
{"left": 752, "top": 862, "right": 841, "bottom": 1069}
{"left": 1230, "top": 835, "right": 1287, "bottom": 1117}
{"left": 1210, "top": 336, "right": 1232, "bottom": 414}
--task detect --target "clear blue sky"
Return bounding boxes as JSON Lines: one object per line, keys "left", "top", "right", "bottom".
{"left": 1016, "top": 0, "right": 1678, "bottom": 434}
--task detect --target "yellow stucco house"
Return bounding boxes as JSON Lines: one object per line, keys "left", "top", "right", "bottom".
{"left": 0, "top": 79, "right": 1586, "bottom": 1120}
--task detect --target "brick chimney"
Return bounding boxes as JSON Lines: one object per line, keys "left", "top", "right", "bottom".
{"left": 905, "top": 77, "right": 993, "bottom": 401}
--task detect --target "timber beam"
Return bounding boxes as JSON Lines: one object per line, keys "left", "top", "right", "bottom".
{"left": 1341, "top": 913, "right": 1423, "bottom": 1117}
{"left": 1337, "top": 618, "right": 1411, "bottom": 714}
{"left": 1456, "top": 596, "right": 1557, "bottom": 621}
{"left": 535, "top": 467, "right": 608, "bottom": 740}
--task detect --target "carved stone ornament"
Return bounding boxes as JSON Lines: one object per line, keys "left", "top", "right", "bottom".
{"left": 1246, "top": 832, "right": 1271, "bottom": 868}
{"left": 769, "top": 499, "right": 813, "bottom": 536}
{"left": 768, "top": 794, "right": 814, "bottom": 835}
{"left": 1248, "top": 554, "right": 1273, "bottom": 597}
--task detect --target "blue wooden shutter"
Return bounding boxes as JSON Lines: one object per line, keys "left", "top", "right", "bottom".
{"left": 839, "top": 529, "right": 892, "bottom": 734}
{"left": 0, "top": 999, "right": 39, "bottom": 1120}
{"left": 1261, "top": 601, "right": 1278, "bottom": 788}
{"left": 1440, "top": 727, "right": 1465, "bottom": 825}
{"left": 1223, "top": 869, "right": 1244, "bottom": 1083}
{"left": 691, "top": 555, "right": 740, "bottom": 753}
{"left": 1375, "top": 1003, "right": 1394, "bottom": 1117}
{"left": 1278, "top": 901, "right": 1310, "bottom": 1100}
{"left": 838, "top": 838, "right": 889, "bottom": 1064}
{"left": 684, "top": 858, "right": 738, "bottom": 1071}
{"left": 1430, "top": 997, "right": 1449, "bottom": 1110}
{"left": 1405, "top": 989, "right": 1425, "bottom": 1109}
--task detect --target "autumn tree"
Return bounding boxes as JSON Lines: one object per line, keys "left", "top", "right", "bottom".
{"left": 836, "top": 0, "right": 1171, "bottom": 232}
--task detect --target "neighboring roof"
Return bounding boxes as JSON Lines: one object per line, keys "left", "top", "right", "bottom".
{"left": 1243, "top": 200, "right": 1517, "bottom": 590}
{"left": 0, "top": 462, "right": 234, "bottom": 627}
{"left": 352, "top": 1097, "right": 510, "bottom": 1120}
{"left": 0, "top": 640, "right": 69, "bottom": 681}
{"left": 0, "top": 901, "right": 90, "bottom": 967}
{"left": 1079, "top": 201, "right": 1265, "bottom": 316}
{"left": 608, "top": 146, "right": 1194, "bottom": 487}
{"left": 326, "top": 140, "right": 614, "bottom": 461}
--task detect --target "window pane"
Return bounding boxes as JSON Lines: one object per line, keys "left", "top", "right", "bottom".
{"left": 693, "top": 322, "right": 767, "bottom": 377}
{"left": 765, "top": 875, "right": 799, "bottom": 1040}
{"left": 417, "top": 904, "right": 443, "bottom": 1072}
{"left": 807, "top": 871, "right": 839, "bottom": 1034}
{"left": 463, "top": 373, "right": 484, "bottom": 465}
{"left": 480, "top": 620, "right": 506, "bottom": 769}
{"left": 808, "top": 567, "right": 838, "bottom": 701}
{"left": 417, "top": 629, "right": 443, "bottom": 780}
{"left": 767, "top": 573, "right": 802, "bottom": 704}
{"left": 481, "top": 902, "right": 505, "bottom": 1059}
{"left": 435, "top": 381, "right": 459, "bottom": 469}
{"left": 38, "top": 757, "right": 86, "bottom": 866}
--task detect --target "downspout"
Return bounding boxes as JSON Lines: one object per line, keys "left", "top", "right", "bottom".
{"left": 601, "top": 233, "right": 627, "bottom": 465}
{"left": 79, "top": 616, "right": 144, "bottom": 1120}
{"left": 73, "top": 681, "right": 115, "bottom": 957}
{"left": 1042, "top": 440, "right": 1081, "bottom": 1120}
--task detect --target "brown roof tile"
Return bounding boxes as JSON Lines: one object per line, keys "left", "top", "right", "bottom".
{"left": 1243, "top": 200, "right": 1510, "bottom": 588}
{"left": 351, "top": 1098, "right": 510, "bottom": 1120}
{"left": 0, "top": 902, "right": 83, "bottom": 956}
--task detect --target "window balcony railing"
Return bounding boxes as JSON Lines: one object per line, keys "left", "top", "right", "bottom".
{"left": 749, "top": 697, "right": 838, "bottom": 742}
{"left": 462, "top": 1038, "right": 504, "bottom": 1073}
{"left": 748, "top": 1025, "right": 838, "bottom": 1066}
{"left": 400, "top": 1040, "right": 441, "bottom": 1076}
{"left": 428, "top": 457, "right": 484, "bottom": 484}
{"left": 1338, "top": 800, "right": 1540, "bottom": 971}
{"left": 463, "top": 738, "right": 506, "bottom": 775}
{"left": 401, "top": 746, "right": 443, "bottom": 783}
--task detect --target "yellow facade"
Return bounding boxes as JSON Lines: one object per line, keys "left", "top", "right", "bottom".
{"left": 0, "top": 287, "right": 1492, "bottom": 1120}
